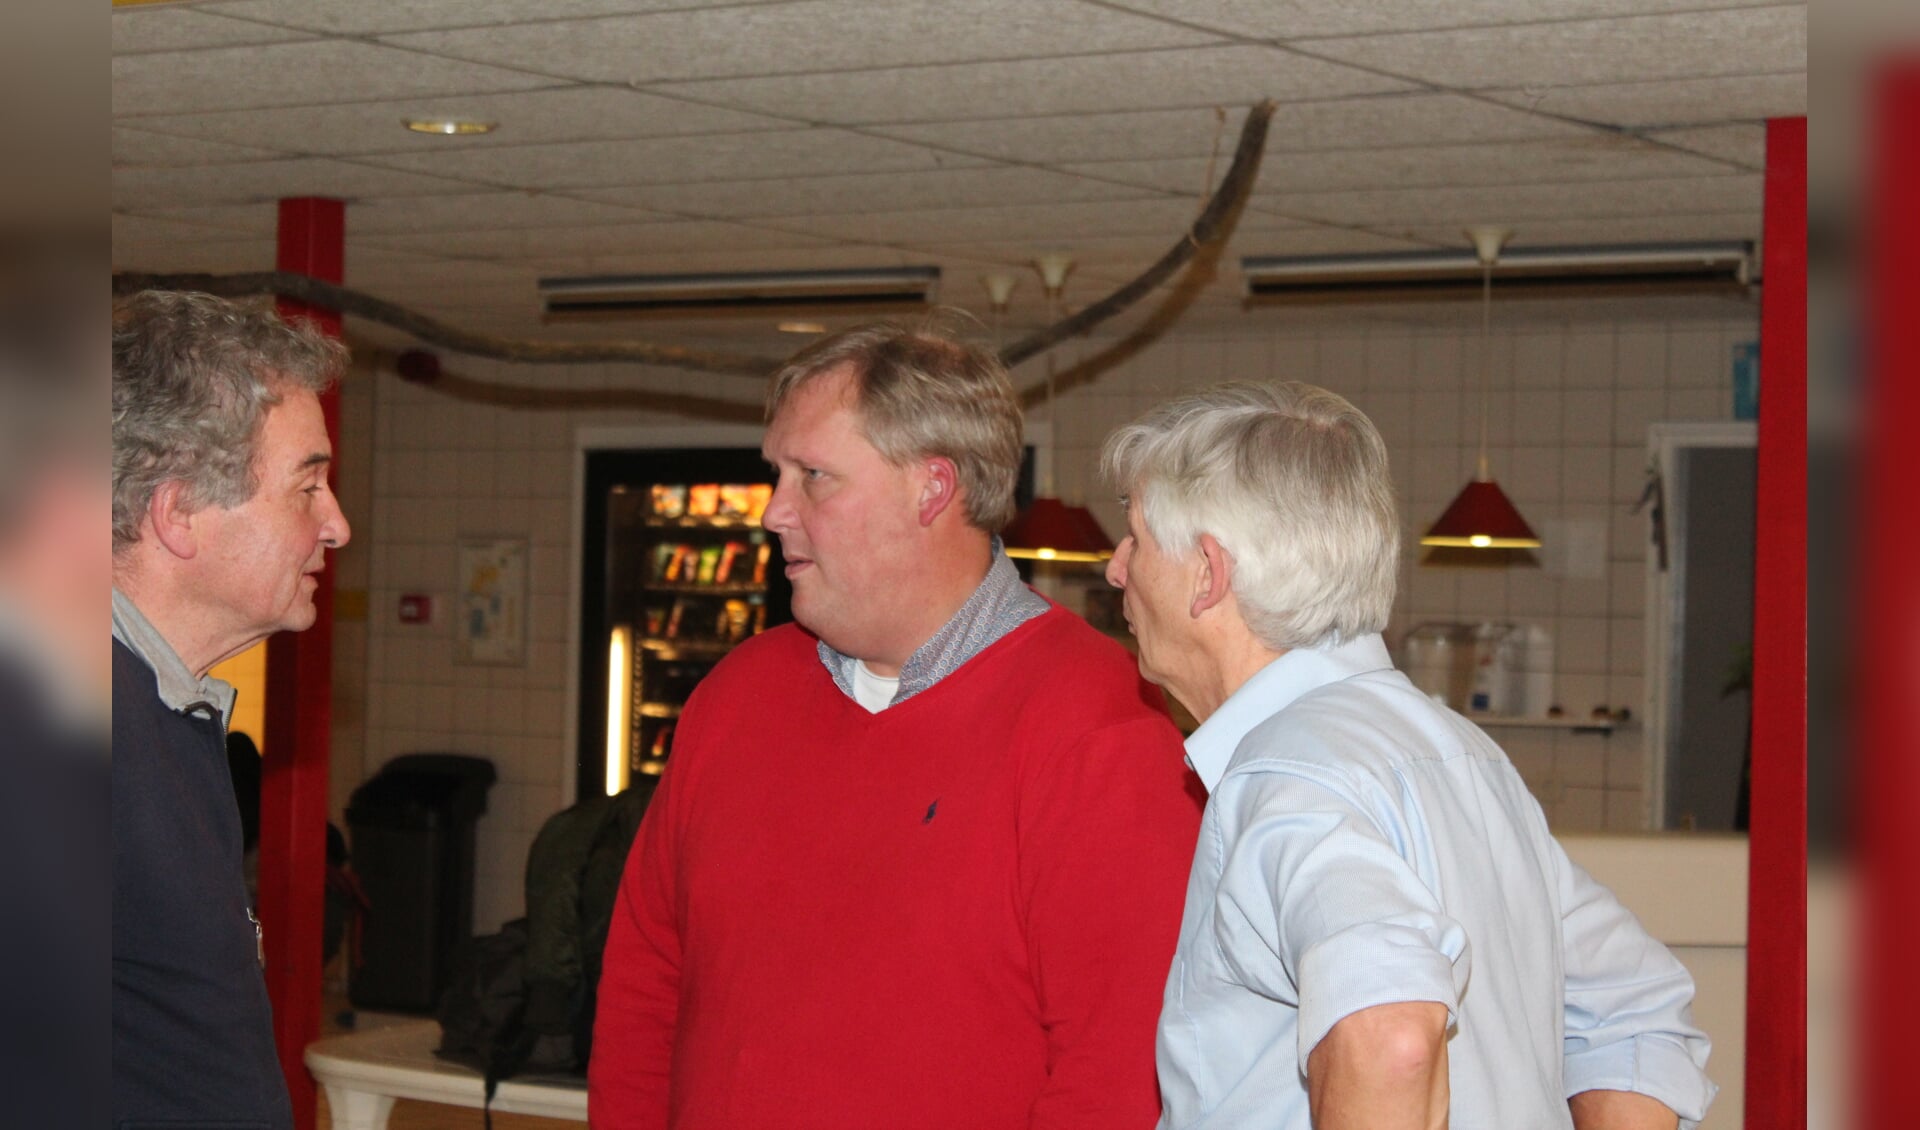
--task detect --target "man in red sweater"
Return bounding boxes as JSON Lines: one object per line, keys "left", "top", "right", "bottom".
{"left": 590, "top": 323, "right": 1201, "bottom": 1129}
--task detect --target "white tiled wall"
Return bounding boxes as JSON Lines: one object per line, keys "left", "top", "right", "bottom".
{"left": 1043, "top": 317, "right": 1753, "bottom": 841}
{"left": 339, "top": 315, "right": 1754, "bottom": 931}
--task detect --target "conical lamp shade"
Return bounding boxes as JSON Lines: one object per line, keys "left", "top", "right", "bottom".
{"left": 1419, "top": 478, "right": 1541, "bottom": 549}
{"left": 1004, "top": 497, "right": 1115, "bottom": 562}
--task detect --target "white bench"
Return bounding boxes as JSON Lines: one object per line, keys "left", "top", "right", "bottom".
{"left": 305, "top": 1018, "right": 586, "bottom": 1129}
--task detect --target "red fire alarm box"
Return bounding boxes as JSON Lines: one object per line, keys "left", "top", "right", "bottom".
{"left": 398, "top": 594, "right": 433, "bottom": 624}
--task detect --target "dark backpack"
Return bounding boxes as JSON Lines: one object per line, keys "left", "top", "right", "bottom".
{"left": 433, "top": 918, "right": 536, "bottom": 1127}
{"left": 434, "top": 781, "right": 656, "bottom": 1118}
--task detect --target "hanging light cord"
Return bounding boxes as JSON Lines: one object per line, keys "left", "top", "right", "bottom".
{"left": 1477, "top": 258, "right": 1493, "bottom": 481}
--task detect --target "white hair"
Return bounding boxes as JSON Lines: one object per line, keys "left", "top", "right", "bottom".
{"left": 1099, "top": 382, "right": 1399, "bottom": 651}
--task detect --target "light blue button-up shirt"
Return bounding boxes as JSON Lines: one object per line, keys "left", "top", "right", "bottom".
{"left": 1156, "top": 633, "right": 1716, "bottom": 1129}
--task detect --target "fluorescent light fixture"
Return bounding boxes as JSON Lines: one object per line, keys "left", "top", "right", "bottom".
{"left": 1241, "top": 241, "right": 1753, "bottom": 305}
{"left": 403, "top": 118, "right": 497, "bottom": 136}
{"left": 605, "top": 626, "right": 633, "bottom": 796}
{"left": 539, "top": 266, "right": 940, "bottom": 321}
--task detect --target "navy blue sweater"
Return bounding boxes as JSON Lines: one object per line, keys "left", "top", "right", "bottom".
{"left": 113, "top": 639, "right": 293, "bottom": 1129}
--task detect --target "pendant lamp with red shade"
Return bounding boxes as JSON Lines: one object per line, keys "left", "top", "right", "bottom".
{"left": 1420, "top": 227, "right": 1541, "bottom": 556}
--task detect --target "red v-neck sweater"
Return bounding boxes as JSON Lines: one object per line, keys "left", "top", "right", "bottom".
{"left": 590, "top": 606, "right": 1202, "bottom": 1130}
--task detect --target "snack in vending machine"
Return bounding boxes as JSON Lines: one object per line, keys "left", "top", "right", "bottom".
{"left": 746, "top": 482, "right": 773, "bottom": 522}
{"left": 687, "top": 483, "right": 721, "bottom": 516}
{"left": 663, "top": 543, "right": 690, "bottom": 582}
{"left": 715, "top": 541, "right": 745, "bottom": 583}
{"left": 717, "top": 483, "right": 754, "bottom": 518}
{"left": 696, "top": 545, "right": 722, "bottom": 584}
{"left": 650, "top": 483, "right": 687, "bottom": 519}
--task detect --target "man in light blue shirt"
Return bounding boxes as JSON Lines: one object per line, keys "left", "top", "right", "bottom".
{"left": 1099, "top": 383, "right": 1715, "bottom": 1129}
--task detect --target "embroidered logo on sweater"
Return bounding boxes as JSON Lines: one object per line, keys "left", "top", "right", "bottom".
{"left": 923, "top": 799, "right": 939, "bottom": 825}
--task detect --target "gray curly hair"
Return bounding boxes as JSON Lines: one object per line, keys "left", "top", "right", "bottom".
{"left": 1101, "top": 381, "right": 1399, "bottom": 652}
{"left": 112, "top": 291, "right": 347, "bottom": 552}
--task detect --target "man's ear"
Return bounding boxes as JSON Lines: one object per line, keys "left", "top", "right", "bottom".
{"left": 1192, "top": 533, "right": 1233, "bottom": 618}
{"left": 917, "top": 457, "right": 960, "bottom": 527}
{"left": 146, "top": 480, "right": 200, "bottom": 561}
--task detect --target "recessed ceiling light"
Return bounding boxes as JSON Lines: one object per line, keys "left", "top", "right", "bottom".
{"left": 777, "top": 321, "right": 828, "bottom": 334}
{"left": 403, "top": 118, "right": 497, "bottom": 136}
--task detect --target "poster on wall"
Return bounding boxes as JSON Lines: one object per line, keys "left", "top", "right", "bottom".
{"left": 455, "top": 537, "right": 528, "bottom": 666}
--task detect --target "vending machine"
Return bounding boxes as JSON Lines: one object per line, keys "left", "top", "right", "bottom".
{"left": 577, "top": 447, "right": 792, "bottom": 799}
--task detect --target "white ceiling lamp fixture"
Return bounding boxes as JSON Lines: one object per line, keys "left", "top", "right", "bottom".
{"left": 1003, "top": 252, "right": 1113, "bottom": 565}
{"left": 1419, "top": 226, "right": 1542, "bottom": 562}
{"left": 537, "top": 265, "right": 941, "bottom": 322}
{"left": 1035, "top": 252, "right": 1075, "bottom": 299}
{"left": 981, "top": 273, "right": 1018, "bottom": 340}
{"left": 1239, "top": 241, "right": 1753, "bottom": 305}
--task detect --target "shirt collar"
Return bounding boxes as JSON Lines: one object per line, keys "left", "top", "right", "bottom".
{"left": 1184, "top": 632, "right": 1394, "bottom": 793}
{"left": 111, "top": 588, "right": 237, "bottom": 729}
{"left": 819, "top": 537, "right": 1048, "bottom": 707}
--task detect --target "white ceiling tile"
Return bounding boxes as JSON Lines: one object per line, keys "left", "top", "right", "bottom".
{"left": 1484, "top": 73, "right": 1805, "bottom": 127}
{"left": 127, "top": 86, "right": 798, "bottom": 158}
{"left": 1644, "top": 123, "right": 1766, "bottom": 166}
{"left": 113, "top": 158, "right": 490, "bottom": 210}
{"left": 347, "top": 192, "right": 665, "bottom": 235}
{"left": 115, "top": 203, "right": 283, "bottom": 236}
{"left": 381, "top": 0, "right": 1219, "bottom": 85}
{"left": 873, "top": 106, "right": 1259, "bottom": 165}
{"left": 356, "top": 219, "right": 834, "bottom": 260}
{"left": 873, "top": 94, "right": 1590, "bottom": 166}
{"left": 108, "top": 0, "right": 1795, "bottom": 343}
{"left": 651, "top": 45, "right": 1411, "bottom": 125}
{"left": 112, "top": 39, "right": 555, "bottom": 118}
{"left": 112, "top": 7, "right": 314, "bottom": 54}
{"left": 113, "top": 212, "right": 252, "bottom": 247}
{"left": 1103, "top": 0, "right": 1787, "bottom": 40}
{"left": 1302, "top": 6, "right": 1805, "bottom": 90}
{"left": 1227, "top": 227, "right": 1439, "bottom": 256}
{"left": 917, "top": 234, "right": 1224, "bottom": 273}
{"left": 779, "top": 197, "right": 1226, "bottom": 245}
{"left": 202, "top": 0, "right": 702, "bottom": 37}
{"left": 779, "top": 200, "right": 1228, "bottom": 249}
{"left": 576, "top": 166, "right": 1155, "bottom": 219}
{"left": 1074, "top": 135, "right": 1734, "bottom": 194}
{"left": 114, "top": 126, "right": 291, "bottom": 169}
{"left": 1262, "top": 174, "right": 1762, "bottom": 227}
{"left": 361, "top": 130, "right": 986, "bottom": 190}
{"left": 927, "top": 225, "right": 1426, "bottom": 274}
{"left": 113, "top": 236, "right": 276, "bottom": 275}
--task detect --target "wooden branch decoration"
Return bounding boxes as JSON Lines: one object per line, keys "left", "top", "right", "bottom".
{"left": 356, "top": 348, "right": 763, "bottom": 422}
{"left": 110, "top": 98, "right": 1274, "bottom": 391}
{"left": 996, "top": 99, "right": 1275, "bottom": 369}
{"left": 109, "top": 269, "right": 784, "bottom": 378}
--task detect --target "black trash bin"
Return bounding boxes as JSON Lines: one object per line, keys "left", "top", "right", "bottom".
{"left": 346, "top": 753, "right": 496, "bottom": 1013}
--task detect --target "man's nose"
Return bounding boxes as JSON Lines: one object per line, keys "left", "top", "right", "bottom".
{"left": 1105, "top": 539, "right": 1130, "bottom": 589}
{"left": 761, "top": 476, "right": 796, "bottom": 533}
{"left": 321, "top": 491, "right": 351, "bottom": 549}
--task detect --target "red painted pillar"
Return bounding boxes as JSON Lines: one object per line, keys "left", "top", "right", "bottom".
{"left": 1860, "top": 65, "right": 1920, "bottom": 1130}
{"left": 263, "top": 196, "right": 344, "bottom": 1130}
{"left": 1744, "top": 118, "right": 1805, "bottom": 1129}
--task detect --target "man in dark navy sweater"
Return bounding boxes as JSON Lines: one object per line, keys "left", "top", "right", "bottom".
{"left": 111, "top": 291, "right": 351, "bottom": 1129}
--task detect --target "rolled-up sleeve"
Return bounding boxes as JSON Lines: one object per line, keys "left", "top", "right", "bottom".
{"left": 1208, "top": 770, "right": 1471, "bottom": 1075}
{"left": 1557, "top": 850, "right": 1718, "bottom": 1126}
